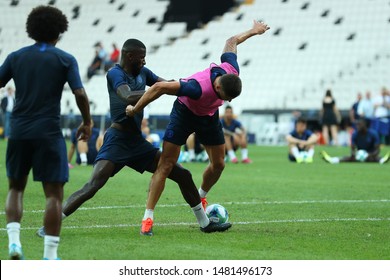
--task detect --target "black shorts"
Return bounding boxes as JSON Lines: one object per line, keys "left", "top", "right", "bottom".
{"left": 6, "top": 138, "right": 68, "bottom": 182}
{"left": 163, "top": 100, "right": 225, "bottom": 146}
{"left": 94, "top": 127, "right": 158, "bottom": 176}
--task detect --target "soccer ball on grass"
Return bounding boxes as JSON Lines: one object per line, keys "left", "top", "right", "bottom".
{"left": 205, "top": 204, "right": 229, "bottom": 223}
{"left": 355, "top": 149, "right": 368, "bottom": 162}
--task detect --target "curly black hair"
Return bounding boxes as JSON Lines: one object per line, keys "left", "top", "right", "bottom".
{"left": 26, "top": 5, "right": 68, "bottom": 43}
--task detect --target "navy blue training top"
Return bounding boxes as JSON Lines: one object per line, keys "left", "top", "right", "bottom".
{"left": 0, "top": 43, "right": 83, "bottom": 139}
{"left": 177, "top": 52, "right": 239, "bottom": 99}
{"left": 352, "top": 129, "right": 379, "bottom": 152}
{"left": 289, "top": 129, "right": 313, "bottom": 141}
{"left": 221, "top": 118, "right": 243, "bottom": 132}
{"left": 106, "top": 64, "right": 158, "bottom": 134}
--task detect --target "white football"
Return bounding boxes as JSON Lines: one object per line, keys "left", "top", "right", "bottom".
{"left": 355, "top": 149, "right": 368, "bottom": 162}
{"left": 205, "top": 204, "right": 229, "bottom": 224}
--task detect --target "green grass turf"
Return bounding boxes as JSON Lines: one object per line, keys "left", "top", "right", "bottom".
{"left": 0, "top": 139, "right": 389, "bottom": 260}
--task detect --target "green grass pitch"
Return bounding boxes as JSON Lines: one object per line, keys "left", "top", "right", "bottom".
{"left": 0, "top": 140, "right": 389, "bottom": 260}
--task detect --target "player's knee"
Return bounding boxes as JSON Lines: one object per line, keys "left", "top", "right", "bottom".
{"left": 182, "top": 167, "right": 193, "bottom": 182}
{"left": 175, "top": 167, "right": 193, "bottom": 184}
{"left": 159, "top": 160, "right": 177, "bottom": 176}
{"left": 211, "top": 160, "right": 225, "bottom": 173}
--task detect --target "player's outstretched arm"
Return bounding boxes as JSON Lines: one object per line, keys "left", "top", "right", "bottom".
{"left": 126, "top": 81, "right": 180, "bottom": 117}
{"left": 223, "top": 19, "right": 270, "bottom": 54}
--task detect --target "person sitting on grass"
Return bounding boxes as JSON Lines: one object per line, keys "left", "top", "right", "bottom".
{"left": 322, "top": 118, "right": 390, "bottom": 164}
{"left": 286, "top": 117, "right": 318, "bottom": 163}
{"left": 221, "top": 105, "right": 252, "bottom": 163}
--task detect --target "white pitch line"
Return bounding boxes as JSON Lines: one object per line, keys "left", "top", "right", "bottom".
{"left": 0, "top": 199, "right": 389, "bottom": 215}
{"left": 1, "top": 217, "right": 389, "bottom": 232}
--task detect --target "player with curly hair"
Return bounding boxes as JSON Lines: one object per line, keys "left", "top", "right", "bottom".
{"left": 0, "top": 5, "right": 92, "bottom": 260}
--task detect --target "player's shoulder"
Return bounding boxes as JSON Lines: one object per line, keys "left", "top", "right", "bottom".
{"left": 107, "top": 64, "right": 124, "bottom": 78}
{"left": 140, "top": 66, "right": 155, "bottom": 76}
{"left": 305, "top": 129, "right": 313, "bottom": 135}
{"left": 50, "top": 46, "right": 77, "bottom": 60}
{"left": 232, "top": 118, "right": 241, "bottom": 125}
{"left": 289, "top": 129, "right": 297, "bottom": 135}
{"left": 368, "top": 128, "right": 379, "bottom": 137}
{"left": 6, "top": 44, "right": 35, "bottom": 58}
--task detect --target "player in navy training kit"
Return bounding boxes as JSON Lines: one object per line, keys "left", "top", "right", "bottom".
{"left": 286, "top": 117, "right": 318, "bottom": 163}
{"left": 221, "top": 105, "right": 252, "bottom": 163}
{"left": 322, "top": 118, "right": 390, "bottom": 164}
{"left": 37, "top": 38, "right": 230, "bottom": 238}
{"left": 0, "top": 6, "right": 92, "bottom": 260}
{"left": 68, "top": 126, "right": 101, "bottom": 165}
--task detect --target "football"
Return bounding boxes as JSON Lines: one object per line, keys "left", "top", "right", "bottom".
{"left": 299, "top": 151, "right": 308, "bottom": 160}
{"left": 205, "top": 204, "right": 229, "bottom": 223}
{"left": 355, "top": 149, "right": 368, "bottom": 162}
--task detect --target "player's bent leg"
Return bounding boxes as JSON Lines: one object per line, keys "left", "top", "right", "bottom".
{"left": 201, "top": 144, "right": 226, "bottom": 193}
{"left": 38, "top": 160, "right": 115, "bottom": 238}
{"left": 142, "top": 142, "right": 181, "bottom": 236}
{"left": 146, "top": 142, "right": 181, "bottom": 210}
{"left": 168, "top": 164, "right": 200, "bottom": 207}
{"left": 63, "top": 160, "right": 115, "bottom": 216}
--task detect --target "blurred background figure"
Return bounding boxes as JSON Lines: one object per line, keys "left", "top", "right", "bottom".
{"left": 221, "top": 105, "right": 252, "bottom": 163}
{"left": 349, "top": 92, "right": 362, "bottom": 130}
{"left": 0, "top": 86, "right": 15, "bottom": 140}
{"left": 104, "top": 43, "right": 120, "bottom": 71}
{"left": 86, "top": 41, "right": 107, "bottom": 81}
{"left": 319, "top": 89, "right": 341, "bottom": 146}
{"left": 286, "top": 117, "right": 318, "bottom": 163}
{"left": 357, "top": 91, "right": 374, "bottom": 122}
{"left": 180, "top": 133, "right": 209, "bottom": 163}
{"left": 322, "top": 119, "right": 389, "bottom": 164}
{"left": 371, "top": 87, "right": 390, "bottom": 145}
{"left": 141, "top": 106, "right": 161, "bottom": 148}
{"left": 68, "top": 122, "right": 102, "bottom": 166}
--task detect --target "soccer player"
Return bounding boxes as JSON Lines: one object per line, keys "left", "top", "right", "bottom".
{"left": 322, "top": 119, "right": 390, "bottom": 164}
{"left": 221, "top": 105, "right": 252, "bottom": 163}
{"left": 286, "top": 117, "right": 318, "bottom": 163}
{"left": 0, "top": 6, "right": 92, "bottom": 260}
{"left": 126, "top": 20, "right": 270, "bottom": 234}
{"left": 37, "top": 38, "right": 231, "bottom": 238}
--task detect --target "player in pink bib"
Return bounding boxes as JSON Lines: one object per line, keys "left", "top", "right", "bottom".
{"left": 127, "top": 20, "right": 270, "bottom": 235}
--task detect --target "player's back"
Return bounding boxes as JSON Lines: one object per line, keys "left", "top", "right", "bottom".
{"left": 4, "top": 43, "right": 81, "bottom": 139}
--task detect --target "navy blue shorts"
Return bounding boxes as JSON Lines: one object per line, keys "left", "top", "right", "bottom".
{"left": 6, "top": 138, "right": 68, "bottom": 182}
{"left": 163, "top": 99, "right": 225, "bottom": 146}
{"left": 95, "top": 127, "right": 158, "bottom": 176}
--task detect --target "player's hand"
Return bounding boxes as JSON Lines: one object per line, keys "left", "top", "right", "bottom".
{"left": 76, "top": 122, "right": 92, "bottom": 141}
{"left": 252, "top": 19, "right": 270, "bottom": 35}
{"left": 126, "top": 105, "right": 136, "bottom": 117}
